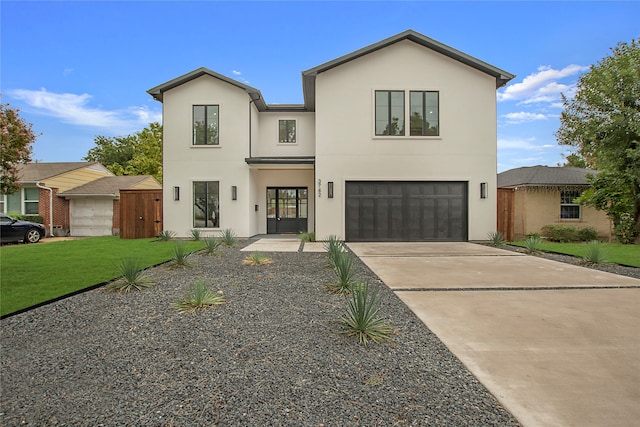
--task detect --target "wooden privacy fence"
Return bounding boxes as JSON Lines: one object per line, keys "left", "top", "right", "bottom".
{"left": 497, "top": 188, "right": 514, "bottom": 241}
{"left": 119, "top": 189, "right": 163, "bottom": 239}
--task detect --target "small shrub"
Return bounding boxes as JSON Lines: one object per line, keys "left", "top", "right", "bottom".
{"left": 242, "top": 251, "right": 272, "bottom": 265}
{"left": 299, "top": 231, "right": 316, "bottom": 242}
{"left": 157, "top": 230, "right": 176, "bottom": 241}
{"left": 488, "top": 231, "right": 506, "bottom": 246}
{"left": 324, "top": 235, "right": 344, "bottom": 269}
{"left": 174, "top": 280, "right": 226, "bottom": 313}
{"left": 541, "top": 225, "right": 578, "bottom": 242}
{"left": 203, "top": 236, "right": 222, "bottom": 255}
{"left": 525, "top": 232, "right": 541, "bottom": 239}
{"left": 220, "top": 229, "right": 237, "bottom": 247}
{"left": 339, "top": 282, "right": 392, "bottom": 346}
{"left": 172, "top": 241, "right": 191, "bottom": 267}
{"left": 582, "top": 240, "right": 607, "bottom": 265}
{"left": 326, "top": 252, "right": 356, "bottom": 294}
{"left": 523, "top": 235, "right": 543, "bottom": 254}
{"left": 577, "top": 227, "right": 598, "bottom": 242}
{"left": 190, "top": 229, "right": 202, "bottom": 241}
{"left": 107, "top": 256, "right": 154, "bottom": 292}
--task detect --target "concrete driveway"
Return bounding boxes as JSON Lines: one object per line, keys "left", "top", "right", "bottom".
{"left": 348, "top": 242, "right": 640, "bottom": 427}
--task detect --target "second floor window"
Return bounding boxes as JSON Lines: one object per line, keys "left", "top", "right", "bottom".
{"left": 193, "top": 105, "right": 219, "bottom": 145}
{"left": 410, "top": 91, "right": 439, "bottom": 136}
{"left": 375, "top": 91, "right": 405, "bottom": 136}
{"left": 560, "top": 190, "right": 581, "bottom": 219}
{"left": 279, "top": 120, "right": 296, "bottom": 143}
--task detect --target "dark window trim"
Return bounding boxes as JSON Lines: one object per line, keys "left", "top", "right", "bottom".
{"left": 278, "top": 119, "right": 297, "bottom": 143}
{"left": 193, "top": 105, "right": 219, "bottom": 146}
{"left": 410, "top": 90, "right": 440, "bottom": 136}
{"left": 375, "top": 90, "right": 405, "bottom": 136}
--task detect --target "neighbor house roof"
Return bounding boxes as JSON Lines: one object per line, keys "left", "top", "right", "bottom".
{"left": 58, "top": 176, "right": 160, "bottom": 198}
{"left": 498, "top": 166, "right": 598, "bottom": 188}
{"left": 147, "top": 29, "right": 514, "bottom": 113}
{"left": 16, "top": 162, "right": 110, "bottom": 183}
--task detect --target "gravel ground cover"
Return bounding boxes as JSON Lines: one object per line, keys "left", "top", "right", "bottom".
{"left": 1, "top": 241, "right": 521, "bottom": 426}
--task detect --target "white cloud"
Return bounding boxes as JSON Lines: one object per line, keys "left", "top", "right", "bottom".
{"left": 497, "top": 64, "right": 589, "bottom": 104}
{"left": 7, "top": 88, "right": 161, "bottom": 134}
{"left": 501, "top": 111, "right": 548, "bottom": 124}
{"left": 498, "top": 136, "right": 556, "bottom": 152}
{"left": 232, "top": 70, "right": 242, "bottom": 75}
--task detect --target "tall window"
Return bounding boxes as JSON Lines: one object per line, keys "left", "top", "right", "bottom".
{"left": 375, "top": 91, "right": 405, "bottom": 136}
{"left": 193, "top": 181, "right": 219, "bottom": 228}
{"left": 23, "top": 187, "right": 39, "bottom": 215}
{"left": 279, "top": 120, "right": 296, "bottom": 143}
{"left": 410, "top": 91, "right": 439, "bottom": 136}
{"left": 193, "top": 105, "right": 219, "bottom": 145}
{"left": 560, "top": 190, "right": 581, "bottom": 219}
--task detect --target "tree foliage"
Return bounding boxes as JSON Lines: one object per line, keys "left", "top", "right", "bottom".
{"left": 0, "top": 103, "right": 36, "bottom": 194}
{"left": 556, "top": 39, "right": 640, "bottom": 243}
{"left": 84, "top": 122, "right": 162, "bottom": 182}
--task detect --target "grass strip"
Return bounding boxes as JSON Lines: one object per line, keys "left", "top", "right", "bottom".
{"left": 509, "top": 241, "right": 640, "bottom": 267}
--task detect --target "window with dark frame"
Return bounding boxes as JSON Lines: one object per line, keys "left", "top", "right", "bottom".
{"left": 279, "top": 120, "right": 296, "bottom": 143}
{"left": 193, "top": 105, "right": 219, "bottom": 145}
{"left": 410, "top": 91, "right": 439, "bottom": 136}
{"left": 560, "top": 190, "right": 581, "bottom": 219}
{"left": 375, "top": 90, "right": 405, "bottom": 136}
{"left": 193, "top": 181, "right": 220, "bottom": 228}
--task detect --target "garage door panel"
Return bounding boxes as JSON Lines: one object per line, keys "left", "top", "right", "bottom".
{"left": 346, "top": 181, "right": 467, "bottom": 242}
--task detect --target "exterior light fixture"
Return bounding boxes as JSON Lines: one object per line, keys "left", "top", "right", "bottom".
{"left": 480, "top": 182, "right": 488, "bottom": 199}
{"left": 328, "top": 181, "right": 334, "bottom": 198}
{"left": 173, "top": 186, "right": 180, "bottom": 201}
{"left": 231, "top": 186, "right": 237, "bottom": 201}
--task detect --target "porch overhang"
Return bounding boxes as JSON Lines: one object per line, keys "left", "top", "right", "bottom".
{"left": 245, "top": 156, "right": 315, "bottom": 168}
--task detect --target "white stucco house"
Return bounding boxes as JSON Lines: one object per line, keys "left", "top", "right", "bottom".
{"left": 148, "top": 30, "right": 514, "bottom": 241}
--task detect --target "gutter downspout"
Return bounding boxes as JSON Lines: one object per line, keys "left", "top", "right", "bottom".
{"left": 248, "top": 98, "right": 257, "bottom": 159}
{"left": 36, "top": 181, "right": 54, "bottom": 237}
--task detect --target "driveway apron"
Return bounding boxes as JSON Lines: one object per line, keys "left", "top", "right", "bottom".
{"left": 347, "top": 242, "right": 640, "bottom": 427}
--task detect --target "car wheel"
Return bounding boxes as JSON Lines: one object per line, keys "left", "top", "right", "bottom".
{"left": 24, "top": 228, "right": 42, "bottom": 243}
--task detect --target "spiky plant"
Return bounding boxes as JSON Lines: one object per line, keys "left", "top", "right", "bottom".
{"left": 339, "top": 282, "right": 392, "bottom": 346}
{"left": 326, "top": 252, "right": 356, "bottom": 294}
{"left": 203, "top": 236, "right": 222, "bottom": 255}
{"left": 106, "top": 256, "right": 154, "bottom": 292}
{"left": 242, "top": 251, "right": 272, "bottom": 265}
{"left": 172, "top": 241, "right": 191, "bottom": 267}
{"left": 220, "top": 228, "right": 237, "bottom": 247}
{"left": 582, "top": 240, "right": 607, "bottom": 265}
{"left": 173, "top": 280, "right": 226, "bottom": 313}
{"left": 299, "top": 231, "right": 316, "bottom": 242}
{"left": 190, "top": 229, "right": 202, "bottom": 241}
{"left": 157, "top": 230, "right": 176, "bottom": 241}
{"left": 324, "top": 235, "right": 344, "bottom": 269}
{"left": 523, "top": 235, "right": 543, "bottom": 254}
{"left": 488, "top": 231, "right": 506, "bottom": 247}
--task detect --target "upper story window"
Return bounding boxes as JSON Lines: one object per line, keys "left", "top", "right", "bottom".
{"left": 375, "top": 91, "right": 405, "bottom": 136}
{"left": 193, "top": 105, "right": 219, "bottom": 145}
{"left": 279, "top": 120, "right": 296, "bottom": 143}
{"left": 560, "top": 190, "right": 581, "bottom": 219}
{"left": 410, "top": 91, "right": 439, "bottom": 136}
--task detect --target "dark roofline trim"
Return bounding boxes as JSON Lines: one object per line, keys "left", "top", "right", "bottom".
{"left": 245, "top": 156, "right": 315, "bottom": 165}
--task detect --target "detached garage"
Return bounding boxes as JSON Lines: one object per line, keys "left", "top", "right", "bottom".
{"left": 345, "top": 181, "right": 468, "bottom": 242}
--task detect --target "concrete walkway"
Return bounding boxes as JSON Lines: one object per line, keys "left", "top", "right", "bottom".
{"left": 348, "top": 242, "right": 640, "bottom": 427}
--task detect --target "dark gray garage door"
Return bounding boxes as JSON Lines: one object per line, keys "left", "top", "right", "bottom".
{"left": 345, "top": 181, "right": 468, "bottom": 242}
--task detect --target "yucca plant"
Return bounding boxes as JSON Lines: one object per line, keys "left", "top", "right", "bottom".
{"left": 203, "top": 236, "right": 222, "bottom": 255}
{"left": 157, "top": 230, "right": 176, "bottom": 241}
{"left": 190, "top": 229, "right": 202, "bottom": 241}
{"left": 523, "top": 235, "right": 543, "bottom": 254}
{"left": 299, "top": 231, "right": 316, "bottom": 242}
{"left": 106, "top": 256, "right": 154, "bottom": 292}
{"left": 339, "top": 282, "right": 392, "bottom": 346}
{"left": 324, "top": 235, "right": 344, "bottom": 269}
{"left": 220, "top": 228, "right": 237, "bottom": 247}
{"left": 326, "top": 252, "right": 356, "bottom": 294}
{"left": 172, "top": 241, "right": 191, "bottom": 267}
{"left": 488, "top": 231, "right": 506, "bottom": 247}
{"left": 582, "top": 240, "right": 607, "bottom": 265}
{"left": 173, "top": 279, "right": 226, "bottom": 313}
{"left": 242, "top": 251, "right": 272, "bottom": 265}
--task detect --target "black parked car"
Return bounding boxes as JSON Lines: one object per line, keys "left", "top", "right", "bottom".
{"left": 0, "top": 213, "right": 46, "bottom": 244}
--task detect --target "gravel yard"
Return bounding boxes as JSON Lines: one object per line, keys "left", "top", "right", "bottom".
{"left": 1, "top": 241, "right": 521, "bottom": 426}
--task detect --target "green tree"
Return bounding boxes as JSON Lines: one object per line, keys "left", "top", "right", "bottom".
{"left": 84, "top": 122, "right": 162, "bottom": 182}
{"left": 557, "top": 152, "right": 589, "bottom": 168}
{"left": 0, "top": 103, "right": 36, "bottom": 194}
{"left": 556, "top": 39, "right": 640, "bottom": 243}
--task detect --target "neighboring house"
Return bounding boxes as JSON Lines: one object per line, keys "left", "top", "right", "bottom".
{"left": 1, "top": 162, "right": 161, "bottom": 237}
{"left": 59, "top": 175, "right": 162, "bottom": 236}
{"left": 148, "top": 29, "right": 514, "bottom": 241}
{"left": 497, "top": 165, "right": 611, "bottom": 240}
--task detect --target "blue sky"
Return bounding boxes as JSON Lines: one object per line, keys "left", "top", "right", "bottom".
{"left": 2, "top": 1, "right": 638, "bottom": 172}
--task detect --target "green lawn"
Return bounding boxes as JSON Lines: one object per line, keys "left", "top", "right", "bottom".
{"left": 509, "top": 241, "right": 640, "bottom": 268}
{"left": 0, "top": 236, "right": 205, "bottom": 317}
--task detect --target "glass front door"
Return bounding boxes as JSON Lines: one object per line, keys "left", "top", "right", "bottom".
{"left": 266, "top": 188, "right": 308, "bottom": 234}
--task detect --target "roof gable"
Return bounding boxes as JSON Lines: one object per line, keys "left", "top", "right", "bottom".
{"left": 498, "top": 166, "right": 598, "bottom": 188}
{"left": 59, "top": 176, "right": 161, "bottom": 197}
{"left": 17, "top": 162, "right": 110, "bottom": 182}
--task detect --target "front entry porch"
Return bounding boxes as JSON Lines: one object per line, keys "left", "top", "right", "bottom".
{"left": 266, "top": 187, "right": 308, "bottom": 234}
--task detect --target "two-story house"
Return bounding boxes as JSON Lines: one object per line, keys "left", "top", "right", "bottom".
{"left": 148, "top": 30, "right": 514, "bottom": 241}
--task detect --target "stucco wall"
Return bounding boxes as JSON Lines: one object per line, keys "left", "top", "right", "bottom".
{"left": 253, "top": 112, "right": 315, "bottom": 158}
{"left": 314, "top": 39, "right": 498, "bottom": 240}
